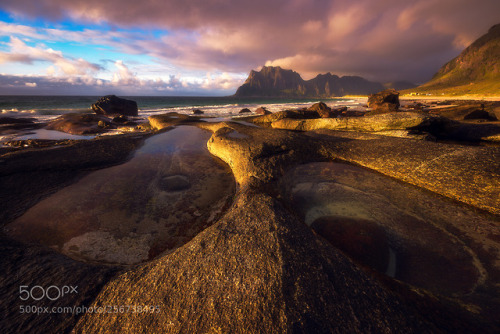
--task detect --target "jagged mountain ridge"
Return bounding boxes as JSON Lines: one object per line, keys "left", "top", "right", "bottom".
{"left": 235, "top": 66, "right": 384, "bottom": 97}
{"left": 415, "top": 23, "right": 500, "bottom": 94}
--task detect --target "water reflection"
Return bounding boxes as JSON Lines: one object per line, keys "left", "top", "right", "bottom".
{"left": 5, "top": 126, "right": 235, "bottom": 265}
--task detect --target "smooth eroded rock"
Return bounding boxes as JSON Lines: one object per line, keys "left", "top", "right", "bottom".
{"left": 271, "top": 111, "right": 442, "bottom": 133}
{"left": 148, "top": 112, "right": 203, "bottom": 130}
{"left": 46, "top": 113, "right": 113, "bottom": 135}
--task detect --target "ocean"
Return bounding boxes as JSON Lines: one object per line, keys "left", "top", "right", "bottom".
{"left": 0, "top": 95, "right": 366, "bottom": 121}
{"left": 0, "top": 95, "right": 367, "bottom": 142}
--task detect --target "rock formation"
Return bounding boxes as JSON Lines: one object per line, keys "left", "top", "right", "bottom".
{"left": 73, "top": 120, "right": 499, "bottom": 332}
{"left": 2, "top": 102, "right": 499, "bottom": 333}
{"left": 46, "top": 113, "right": 114, "bottom": 135}
{"left": 307, "top": 102, "right": 334, "bottom": 118}
{"left": 92, "top": 95, "right": 138, "bottom": 116}
{"left": 367, "top": 89, "right": 400, "bottom": 113}
{"left": 235, "top": 66, "right": 384, "bottom": 97}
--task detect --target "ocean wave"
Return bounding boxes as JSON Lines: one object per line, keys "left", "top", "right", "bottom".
{"left": 1, "top": 97, "right": 366, "bottom": 120}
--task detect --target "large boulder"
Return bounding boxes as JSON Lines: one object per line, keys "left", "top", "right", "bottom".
{"left": 367, "top": 89, "right": 400, "bottom": 113}
{"left": 92, "top": 95, "right": 138, "bottom": 116}
{"left": 307, "top": 102, "right": 334, "bottom": 118}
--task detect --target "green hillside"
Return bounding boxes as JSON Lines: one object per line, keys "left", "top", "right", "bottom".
{"left": 406, "top": 24, "right": 500, "bottom": 96}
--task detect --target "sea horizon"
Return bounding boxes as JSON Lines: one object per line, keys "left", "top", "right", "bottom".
{"left": 0, "top": 95, "right": 363, "bottom": 120}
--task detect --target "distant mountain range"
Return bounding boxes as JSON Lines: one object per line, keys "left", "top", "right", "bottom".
{"left": 236, "top": 23, "right": 500, "bottom": 97}
{"left": 411, "top": 23, "right": 500, "bottom": 95}
{"left": 234, "top": 66, "right": 396, "bottom": 97}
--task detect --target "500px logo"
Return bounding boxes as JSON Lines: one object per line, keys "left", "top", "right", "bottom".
{"left": 19, "top": 285, "right": 78, "bottom": 301}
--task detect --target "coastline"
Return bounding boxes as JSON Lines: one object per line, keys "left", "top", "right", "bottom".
{"left": 343, "top": 94, "right": 500, "bottom": 101}
{"left": 1, "top": 95, "right": 499, "bottom": 333}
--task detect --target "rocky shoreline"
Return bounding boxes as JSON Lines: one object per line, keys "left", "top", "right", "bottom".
{"left": 1, "top": 94, "right": 499, "bottom": 333}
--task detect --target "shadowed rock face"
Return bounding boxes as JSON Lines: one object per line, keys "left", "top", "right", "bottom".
{"left": 281, "top": 162, "right": 494, "bottom": 296}
{"left": 311, "top": 216, "right": 391, "bottom": 274}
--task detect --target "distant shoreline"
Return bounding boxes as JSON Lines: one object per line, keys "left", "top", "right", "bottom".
{"left": 342, "top": 94, "right": 500, "bottom": 101}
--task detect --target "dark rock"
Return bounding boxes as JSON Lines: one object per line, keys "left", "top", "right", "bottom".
{"left": 307, "top": 102, "right": 334, "bottom": 118}
{"left": 46, "top": 113, "right": 114, "bottom": 135}
{"left": 159, "top": 175, "right": 191, "bottom": 192}
{"left": 91, "top": 95, "right": 138, "bottom": 116}
{"left": 0, "top": 117, "right": 36, "bottom": 125}
{"left": 239, "top": 108, "right": 251, "bottom": 114}
{"left": 312, "top": 216, "right": 390, "bottom": 273}
{"left": 0, "top": 118, "right": 44, "bottom": 134}
{"left": 112, "top": 115, "right": 129, "bottom": 123}
{"left": 463, "top": 109, "right": 496, "bottom": 120}
{"left": 255, "top": 107, "right": 271, "bottom": 115}
{"left": 340, "top": 109, "right": 364, "bottom": 117}
{"left": 332, "top": 106, "right": 349, "bottom": 117}
{"left": 193, "top": 109, "right": 204, "bottom": 115}
{"left": 367, "top": 89, "right": 400, "bottom": 113}
{"left": 439, "top": 122, "right": 500, "bottom": 142}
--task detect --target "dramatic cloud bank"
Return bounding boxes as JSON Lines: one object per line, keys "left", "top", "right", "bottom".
{"left": 0, "top": 0, "right": 499, "bottom": 94}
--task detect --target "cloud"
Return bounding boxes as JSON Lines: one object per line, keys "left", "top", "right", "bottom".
{"left": 0, "top": 37, "right": 102, "bottom": 75}
{"left": 201, "top": 72, "right": 245, "bottom": 91}
{"left": 0, "top": 0, "right": 499, "bottom": 84}
{"left": 112, "top": 60, "right": 139, "bottom": 85}
{"left": 0, "top": 69, "right": 243, "bottom": 95}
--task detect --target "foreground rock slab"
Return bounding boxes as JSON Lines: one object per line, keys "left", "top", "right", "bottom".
{"left": 75, "top": 191, "right": 458, "bottom": 333}
{"left": 2, "top": 120, "right": 499, "bottom": 333}
{"left": 270, "top": 111, "right": 437, "bottom": 133}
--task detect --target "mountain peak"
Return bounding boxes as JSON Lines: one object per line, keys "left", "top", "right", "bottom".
{"left": 235, "top": 67, "right": 383, "bottom": 97}
{"left": 489, "top": 23, "right": 500, "bottom": 34}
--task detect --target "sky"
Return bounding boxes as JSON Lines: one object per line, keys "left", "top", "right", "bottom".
{"left": 0, "top": 0, "right": 499, "bottom": 96}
